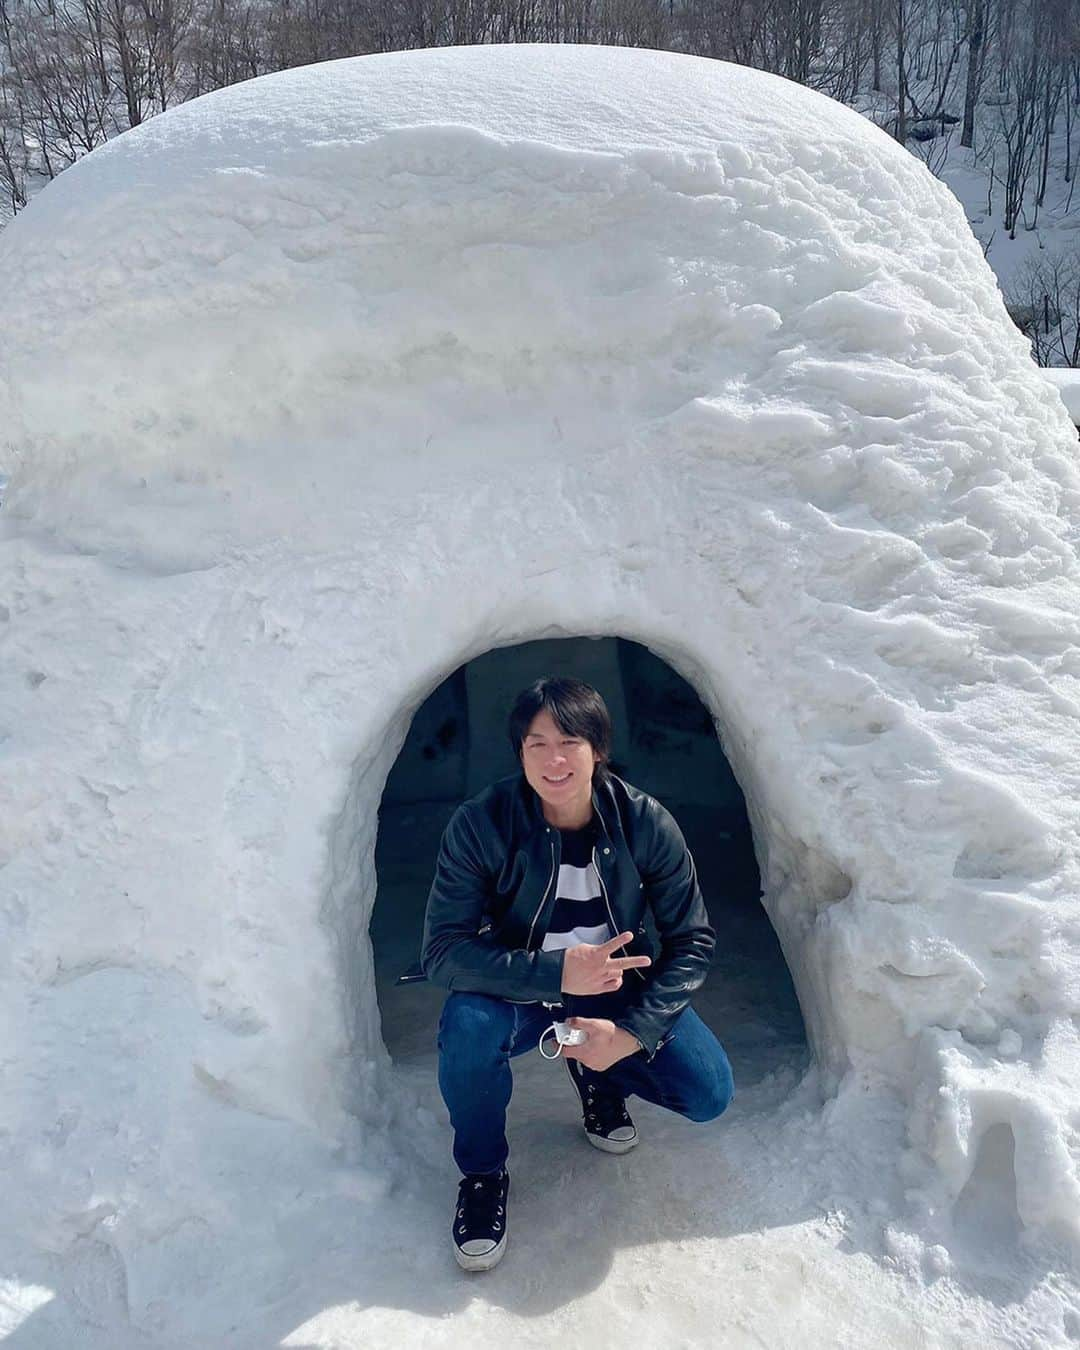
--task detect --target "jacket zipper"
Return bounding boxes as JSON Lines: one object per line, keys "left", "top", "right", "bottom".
{"left": 592, "top": 844, "right": 646, "bottom": 983}
{"left": 528, "top": 835, "right": 561, "bottom": 1010}
{"left": 527, "top": 836, "right": 558, "bottom": 953}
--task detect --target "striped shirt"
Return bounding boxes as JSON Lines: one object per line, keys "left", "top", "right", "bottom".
{"left": 539, "top": 821, "right": 614, "bottom": 953}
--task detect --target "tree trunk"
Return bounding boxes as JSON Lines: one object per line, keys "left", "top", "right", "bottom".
{"left": 961, "top": 0, "right": 984, "bottom": 148}
{"left": 895, "top": 0, "right": 907, "bottom": 143}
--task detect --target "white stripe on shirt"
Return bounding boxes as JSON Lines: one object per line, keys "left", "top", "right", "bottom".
{"left": 541, "top": 923, "right": 613, "bottom": 952}
{"left": 553, "top": 862, "right": 600, "bottom": 901}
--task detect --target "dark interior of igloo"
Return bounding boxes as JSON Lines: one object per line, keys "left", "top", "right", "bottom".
{"left": 371, "top": 637, "right": 808, "bottom": 1086}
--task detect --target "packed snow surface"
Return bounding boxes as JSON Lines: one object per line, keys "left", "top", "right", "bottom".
{"left": 2, "top": 43, "right": 1080, "bottom": 1347}
{"left": 1043, "top": 368, "right": 1080, "bottom": 426}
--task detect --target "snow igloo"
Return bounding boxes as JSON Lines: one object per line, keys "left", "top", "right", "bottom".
{"left": 4, "top": 40, "right": 1080, "bottom": 1321}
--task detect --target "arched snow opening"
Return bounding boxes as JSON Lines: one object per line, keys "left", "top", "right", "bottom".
{"left": 322, "top": 611, "right": 859, "bottom": 1120}
{"left": 369, "top": 636, "right": 808, "bottom": 1075}
{"left": 3, "top": 43, "right": 1080, "bottom": 1278}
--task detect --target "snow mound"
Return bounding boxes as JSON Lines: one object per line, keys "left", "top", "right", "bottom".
{"left": 2, "top": 43, "right": 1080, "bottom": 1341}
{"left": 1043, "top": 367, "right": 1080, "bottom": 426}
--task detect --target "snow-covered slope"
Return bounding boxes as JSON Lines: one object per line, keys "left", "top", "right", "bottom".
{"left": 2, "top": 45, "right": 1079, "bottom": 1345}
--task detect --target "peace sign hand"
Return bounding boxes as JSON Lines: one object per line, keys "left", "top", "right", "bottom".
{"left": 559, "top": 931, "right": 652, "bottom": 996}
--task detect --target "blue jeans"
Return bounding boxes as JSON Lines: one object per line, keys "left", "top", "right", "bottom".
{"left": 437, "top": 991, "right": 735, "bottom": 1176}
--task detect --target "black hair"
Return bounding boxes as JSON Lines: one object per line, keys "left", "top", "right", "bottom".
{"left": 508, "top": 676, "right": 613, "bottom": 783}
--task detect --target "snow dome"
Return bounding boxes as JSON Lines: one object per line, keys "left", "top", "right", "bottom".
{"left": 3, "top": 42, "right": 1080, "bottom": 1342}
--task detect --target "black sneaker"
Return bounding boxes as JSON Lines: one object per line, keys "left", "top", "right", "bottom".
{"left": 564, "top": 1058, "right": 638, "bottom": 1154}
{"left": 452, "top": 1169, "right": 510, "bottom": 1271}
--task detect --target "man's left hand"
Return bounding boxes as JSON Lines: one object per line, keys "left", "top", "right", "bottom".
{"left": 560, "top": 1018, "right": 641, "bottom": 1072}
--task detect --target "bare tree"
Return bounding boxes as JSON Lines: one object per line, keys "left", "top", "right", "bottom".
{"left": 989, "top": 0, "right": 1065, "bottom": 234}
{"left": 6, "top": 0, "right": 113, "bottom": 173}
{"left": 0, "top": 0, "right": 1074, "bottom": 260}
{"left": 186, "top": 0, "right": 263, "bottom": 95}
{"left": 1008, "top": 247, "right": 1080, "bottom": 365}
{"left": 0, "top": 76, "right": 31, "bottom": 216}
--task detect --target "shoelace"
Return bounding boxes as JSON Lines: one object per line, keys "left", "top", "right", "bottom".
{"left": 456, "top": 1174, "right": 506, "bottom": 1238}
{"left": 582, "top": 1082, "right": 632, "bottom": 1134}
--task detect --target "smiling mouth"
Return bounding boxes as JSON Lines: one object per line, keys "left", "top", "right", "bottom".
{"left": 543, "top": 773, "right": 572, "bottom": 784}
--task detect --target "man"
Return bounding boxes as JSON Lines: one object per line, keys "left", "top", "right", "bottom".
{"left": 421, "top": 675, "right": 734, "bottom": 1271}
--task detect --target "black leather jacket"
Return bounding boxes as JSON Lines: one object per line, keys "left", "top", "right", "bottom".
{"left": 421, "top": 771, "right": 715, "bottom": 1058}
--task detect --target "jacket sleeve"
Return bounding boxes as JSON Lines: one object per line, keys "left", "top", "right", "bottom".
{"left": 613, "top": 800, "right": 716, "bottom": 1059}
{"left": 420, "top": 803, "right": 566, "bottom": 1002}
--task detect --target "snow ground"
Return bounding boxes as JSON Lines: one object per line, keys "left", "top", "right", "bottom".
{"left": 5, "top": 1000, "right": 1075, "bottom": 1348}
{"left": 2, "top": 44, "right": 1080, "bottom": 1348}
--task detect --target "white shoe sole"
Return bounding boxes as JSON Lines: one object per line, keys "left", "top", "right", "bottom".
{"left": 454, "top": 1233, "right": 508, "bottom": 1271}
{"left": 585, "top": 1127, "right": 639, "bottom": 1154}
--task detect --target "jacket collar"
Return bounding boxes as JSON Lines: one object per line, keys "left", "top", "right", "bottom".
{"left": 516, "top": 771, "right": 615, "bottom": 845}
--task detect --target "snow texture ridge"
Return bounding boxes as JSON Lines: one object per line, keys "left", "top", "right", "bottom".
{"left": 2, "top": 43, "right": 1079, "bottom": 1343}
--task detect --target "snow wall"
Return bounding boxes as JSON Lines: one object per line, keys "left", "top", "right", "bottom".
{"left": 3, "top": 44, "right": 1080, "bottom": 1255}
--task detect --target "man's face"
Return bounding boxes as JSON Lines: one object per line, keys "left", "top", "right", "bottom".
{"left": 519, "top": 707, "right": 598, "bottom": 820}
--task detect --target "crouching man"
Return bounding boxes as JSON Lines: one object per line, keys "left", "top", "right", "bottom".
{"left": 421, "top": 675, "right": 734, "bottom": 1270}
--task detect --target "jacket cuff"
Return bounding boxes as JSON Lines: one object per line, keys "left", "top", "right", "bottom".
{"left": 534, "top": 948, "right": 566, "bottom": 1002}
{"left": 613, "top": 1012, "right": 662, "bottom": 1061}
